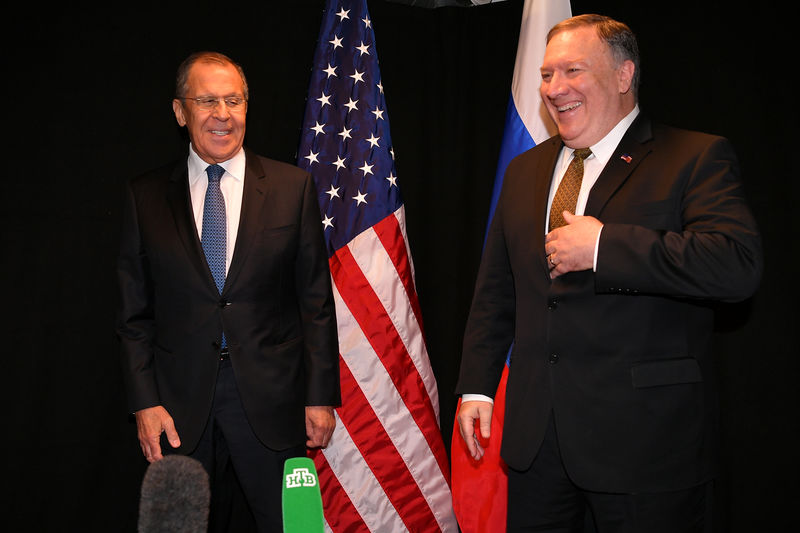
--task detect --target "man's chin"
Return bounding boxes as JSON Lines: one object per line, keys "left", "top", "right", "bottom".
{"left": 195, "top": 141, "right": 243, "bottom": 164}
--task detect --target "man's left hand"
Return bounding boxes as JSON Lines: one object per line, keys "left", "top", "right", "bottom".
{"left": 545, "top": 212, "right": 603, "bottom": 279}
{"left": 305, "top": 406, "right": 336, "bottom": 448}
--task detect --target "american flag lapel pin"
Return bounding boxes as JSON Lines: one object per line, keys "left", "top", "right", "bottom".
{"left": 620, "top": 154, "right": 632, "bottom": 163}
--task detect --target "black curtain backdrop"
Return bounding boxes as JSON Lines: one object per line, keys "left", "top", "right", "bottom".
{"left": 7, "top": 1, "right": 796, "bottom": 531}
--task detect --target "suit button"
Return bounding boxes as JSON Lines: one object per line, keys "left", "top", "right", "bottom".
{"left": 549, "top": 354, "right": 559, "bottom": 364}
{"left": 547, "top": 298, "right": 558, "bottom": 310}
{"left": 219, "top": 299, "right": 228, "bottom": 308}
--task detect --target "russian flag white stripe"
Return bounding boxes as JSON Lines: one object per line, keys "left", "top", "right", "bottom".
{"left": 511, "top": 0, "right": 572, "bottom": 144}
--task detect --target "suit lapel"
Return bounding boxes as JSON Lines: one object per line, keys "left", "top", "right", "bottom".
{"left": 224, "top": 148, "right": 268, "bottom": 292}
{"left": 585, "top": 114, "right": 653, "bottom": 217}
{"left": 166, "top": 161, "right": 216, "bottom": 289}
{"left": 530, "top": 137, "right": 563, "bottom": 278}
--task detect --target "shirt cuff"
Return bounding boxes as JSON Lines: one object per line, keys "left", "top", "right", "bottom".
{"left": 593, "top": 224, "right": 604, "bottom": 272}
{"left": 462, "top": 393, "right": 494, "bottom": 404}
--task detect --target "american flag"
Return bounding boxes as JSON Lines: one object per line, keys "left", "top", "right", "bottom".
{"left": 296, "top": 1, "right": 457, "bottom": 531}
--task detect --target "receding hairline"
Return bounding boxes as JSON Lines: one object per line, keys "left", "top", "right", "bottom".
{"left": 175, "top": 51, "right": 249, "bottom": 100}
{"left": 547, "top": 14, "right": 625, "bottom": 42}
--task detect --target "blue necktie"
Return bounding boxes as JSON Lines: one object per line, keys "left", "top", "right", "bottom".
{"left": 202, "top": 164, "right": 227, "bottom": 346}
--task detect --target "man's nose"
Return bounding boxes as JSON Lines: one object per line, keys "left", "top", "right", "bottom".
{"left": 212, "top": 99, "right": 231, "bottom": 119}
{"left": 543, "top": 72, "right": 567, "bottom": 98}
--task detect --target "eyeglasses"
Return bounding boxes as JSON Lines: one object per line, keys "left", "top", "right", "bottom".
{"left": 179, "top": 96, "right": 247, "bottom": 110}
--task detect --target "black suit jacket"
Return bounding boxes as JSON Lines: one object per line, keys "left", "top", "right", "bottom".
{"left": 117, "top": 147, "right": 340, "bottom": 453}
{"left": 456, "top": 115, "right": 762, "bottom": 493}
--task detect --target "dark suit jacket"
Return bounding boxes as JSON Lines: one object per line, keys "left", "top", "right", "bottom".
{"left": 117, "top": 147, "right": 340, "bottom": 453}
{"left": 456, "top": 114, "right": 762, "bottom": 493}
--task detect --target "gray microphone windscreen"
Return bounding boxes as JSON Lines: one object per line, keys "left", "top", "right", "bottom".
{"left": 138, "top": 455, "right": 210, "bottom": 533}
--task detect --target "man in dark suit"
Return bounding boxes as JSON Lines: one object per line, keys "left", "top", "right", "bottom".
{"left": 116, "top": 51, "right": 340, "bottom": 531}
{"left": 456, "top": 15, "right": 762, "bottom": 532}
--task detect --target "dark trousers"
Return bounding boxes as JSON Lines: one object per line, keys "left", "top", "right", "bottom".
{"left": 507, "top": 414, "right": 712, "bottom": 533}
{"left": 189, "top": 359, "right": 304, "bottom": 533}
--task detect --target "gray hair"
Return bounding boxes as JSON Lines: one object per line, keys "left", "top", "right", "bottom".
{"left": 175, "top": 51, "right": 249, "bottom": 101}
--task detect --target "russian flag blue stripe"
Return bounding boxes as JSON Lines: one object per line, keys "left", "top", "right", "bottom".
{"left": 487, "top": 94, "right": 537, "bottom": 242}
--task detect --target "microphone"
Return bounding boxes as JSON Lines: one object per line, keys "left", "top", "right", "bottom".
{"left": 138, "top": 455, "right": 210, "bottom": 533}
{"left": 282, "top": 457, "right": 325, "bottom": 533}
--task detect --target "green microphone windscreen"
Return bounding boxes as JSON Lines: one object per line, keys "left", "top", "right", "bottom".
{"left": 282, "top": 456, "right": 325, "bottom": 533}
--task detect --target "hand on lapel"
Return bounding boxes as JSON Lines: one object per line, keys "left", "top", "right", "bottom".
{"left": 544, "top": 212, "right": 604, "bottom": 279}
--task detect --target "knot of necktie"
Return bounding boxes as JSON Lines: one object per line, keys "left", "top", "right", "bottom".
{"left": 206, "top": 164, "right": 225, "bottom": 183}
{"left": 572, "top": 148, "right": 592, "bottom": 161}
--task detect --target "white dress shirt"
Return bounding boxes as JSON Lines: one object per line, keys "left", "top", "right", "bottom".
{"left": 463, "top": 106, "right": 640, "bottom": 405}
{"left": 546, "top": 105, "right": 640, "bottom": 232}
{"left": 187, "top": 146, "right": 246, "bottom": 275}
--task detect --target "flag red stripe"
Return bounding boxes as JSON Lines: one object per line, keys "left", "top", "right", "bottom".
{"left": 336, "top": 354, "right": 439, "bottom": 531}
{"left": 309, "top": 447, "right": 368, "bottom": 533}
{"left": 371, "top": 215, "right": 451, "bottom": 484}
{"left": 373, "top": 212, "right": 426, "bottom": 340}
{"left": 330, "top": 241, "right": 450, "bottom": 482}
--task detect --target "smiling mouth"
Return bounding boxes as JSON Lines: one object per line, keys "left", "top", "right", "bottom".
{"left": 557, "top": 102, "right": 582, "bottom": 112}
{"left": 210, "top": 130, "right": 230, "bottom": 136}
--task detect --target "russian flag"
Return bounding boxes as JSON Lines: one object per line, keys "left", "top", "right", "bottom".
{"left": 451, "top": 1, "right": 571, "bottom": 531}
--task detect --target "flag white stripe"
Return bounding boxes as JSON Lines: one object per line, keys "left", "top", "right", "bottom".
{"left": 394, "top": 207, "right": 418, "bottom": 290}
{"left": 347, "top": 216, "right": 441, "bottom": 417}
{"left": 512, "top": 0, "right": 572, "bottom": 144}
{"left": 321, "top": 406, "right": 404, "bottom": 532}
{"left": 331, "top": 262, "right": 457, "bottom": 531}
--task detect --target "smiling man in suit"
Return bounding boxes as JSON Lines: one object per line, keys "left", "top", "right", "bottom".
{"left": 116, "top": 51, "right": 340, "bottom": 532}
{"left": 456, "top": 15, "right": 762, "bottom": 532}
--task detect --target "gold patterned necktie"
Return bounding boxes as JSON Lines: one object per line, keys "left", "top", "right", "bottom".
{"left": 549, "top": 148, "right": 592, "bottom": 230}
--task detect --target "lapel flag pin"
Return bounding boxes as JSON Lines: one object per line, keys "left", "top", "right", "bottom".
{"left": 620, "top": 154, "right": 632, "bottom": 163}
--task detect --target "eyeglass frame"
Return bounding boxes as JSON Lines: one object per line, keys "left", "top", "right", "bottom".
{"left": 177, "top": 95, "right": 248, "bottom": 110}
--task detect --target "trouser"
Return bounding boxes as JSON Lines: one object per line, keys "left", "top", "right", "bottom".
{"left": 507, "top": 414, "right": 712, "bottom": 533}
{"left": 189, "top": 358, "right": 304, "bottom": 533}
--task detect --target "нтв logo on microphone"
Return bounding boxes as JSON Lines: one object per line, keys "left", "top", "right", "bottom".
{"left": 286, "top": 468, "right": 318, "bottom": 488}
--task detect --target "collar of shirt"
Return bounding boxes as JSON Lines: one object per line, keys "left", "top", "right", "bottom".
{"left": 549, "top": 105, "right": 640, "bottom": 222}
{"left": 186, "top": 145, "right": 246, "bottom": 186}
{"left": 556, "top": 104, "right": 640, "bottom": 175}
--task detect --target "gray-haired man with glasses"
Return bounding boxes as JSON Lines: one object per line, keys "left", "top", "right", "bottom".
{"left": 117, "top": 51, "right": 340, "bottom": 531}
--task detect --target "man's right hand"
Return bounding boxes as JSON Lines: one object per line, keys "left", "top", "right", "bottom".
{"left": 456, "top": 400, "right": 494, "bottom": 461}
{"left": 134, "top": 405, "right": 181, "bottom": 462}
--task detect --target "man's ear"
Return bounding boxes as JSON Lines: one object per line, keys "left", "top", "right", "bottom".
{"left": 172, "top": 99, "right": 187, "bottom": 127}
{"left": 618, "top": 59, "right": 635, "bottom": 94}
